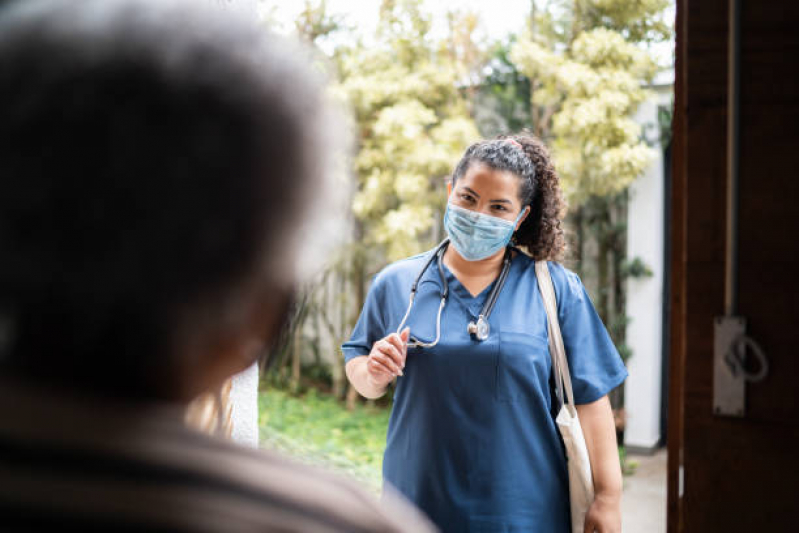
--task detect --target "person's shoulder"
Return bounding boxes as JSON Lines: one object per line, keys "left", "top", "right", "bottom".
{"left": 0, "top": 379, "right": 436, "bottom": 533}
{"left": 169, "top": 431, "right": 437, "bottom": 532}
{"left": 512, "top": 251, "right": 573, "bottom": 281}
{"left": 525, "top": 256, "right": 585, "bottom": 303}
{"left": 539, "top": 260, "right": 578, "bottom": 282}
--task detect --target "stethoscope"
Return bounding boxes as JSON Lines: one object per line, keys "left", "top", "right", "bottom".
{"left": 395, "top": 238, "right": 513, "bottom": 348}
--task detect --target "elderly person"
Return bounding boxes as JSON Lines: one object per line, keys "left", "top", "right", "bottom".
{"left": 0, "top": 0, "right": 434, "bottom": 530}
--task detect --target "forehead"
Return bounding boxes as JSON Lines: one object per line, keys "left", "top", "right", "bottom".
{"left": 457, "top": 162, "right": 520, "bottom": 198}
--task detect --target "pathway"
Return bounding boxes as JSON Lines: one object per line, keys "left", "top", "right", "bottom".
{"left": 621, "top": 448, "right": 668, "bottom": 532}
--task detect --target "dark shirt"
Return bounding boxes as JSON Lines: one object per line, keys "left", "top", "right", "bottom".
{"left": 0, "top": 376, "right": 436, "bottom": 532}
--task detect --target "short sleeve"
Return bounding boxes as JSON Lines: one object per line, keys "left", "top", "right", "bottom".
{"left": 550, "top": 263, "right": 628, "bottom": 405}
{"left": 341, "top": 275, "right": 388, "bottom": 364}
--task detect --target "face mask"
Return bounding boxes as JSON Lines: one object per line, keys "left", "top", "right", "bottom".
{"left": 443, "top": 203, "right": 523, "bottom": 261}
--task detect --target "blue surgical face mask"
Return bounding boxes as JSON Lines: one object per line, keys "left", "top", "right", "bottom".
{"left": 443, "top": 203, "right": 523, "bottom": 261}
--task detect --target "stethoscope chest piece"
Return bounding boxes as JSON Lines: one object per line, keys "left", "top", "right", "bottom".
{"left": 467, "top": 314, "right": 490, "bottom": 341}
{"left": 397, "top": 238, "right": 512, "bottom": 349}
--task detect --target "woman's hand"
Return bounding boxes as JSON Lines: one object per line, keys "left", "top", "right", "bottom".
{"left": 366, "top": 328, "right": 410, "bottom": 390}
{"left": 576, "top": 395, "right": 623, "bottom": 533}
{"left": 583, "top": 492, "right": 621, "bottom": 533}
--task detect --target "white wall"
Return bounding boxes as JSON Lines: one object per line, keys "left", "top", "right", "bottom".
{"left": 624, "top": 88, "right": 670, "bottom": 451}
{"left": 230, "top": 363, "right": 260, "bottom": 447}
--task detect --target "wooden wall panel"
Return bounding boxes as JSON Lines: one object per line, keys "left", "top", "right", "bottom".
{"left": 670, "top": 0, "right": 799, "bottom": 530}
{"left": 665, "top": 0, "right": 686, "bottom": 529}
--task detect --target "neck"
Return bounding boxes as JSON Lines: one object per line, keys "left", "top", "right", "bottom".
{"left": 443, "top": 244, "right": 506, "bottom": 278}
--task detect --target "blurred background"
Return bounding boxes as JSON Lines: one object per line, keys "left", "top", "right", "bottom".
{"left": 216, "top": 0, "right": 674, "bottom": 530}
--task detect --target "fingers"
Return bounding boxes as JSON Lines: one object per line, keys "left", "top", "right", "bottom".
{"left": 370, "top": 351, "right": 399, "bottom": 374}
{"left": 385, "top": 332, "right": 408, "bottom": 360}
{"left": 375, "top": 338, "right": 405, "bottom": 374}
{"left": 366, "top": 355, "right": 396, "bottom": 382}
{"left": 367, "top": 331, "right": 409, "bottom": 381}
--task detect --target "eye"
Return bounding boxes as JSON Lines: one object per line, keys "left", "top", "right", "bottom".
{"left": 460, "top": 193, "right": 476, "bottom": 203}
{"left": 491, "top": 204, "right": 508, "bottom": 212}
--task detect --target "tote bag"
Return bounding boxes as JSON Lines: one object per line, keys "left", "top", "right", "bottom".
{"left": 535, "top": 261, "right": 595, "bottom": 533}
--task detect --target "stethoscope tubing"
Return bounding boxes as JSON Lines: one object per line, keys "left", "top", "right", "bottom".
{"left": 395, "top": 238, "right": 512, "bottom": 348}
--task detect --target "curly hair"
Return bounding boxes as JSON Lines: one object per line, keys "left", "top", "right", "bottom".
{"left": 450, "top": 133, "right": 567, "bottom": 261}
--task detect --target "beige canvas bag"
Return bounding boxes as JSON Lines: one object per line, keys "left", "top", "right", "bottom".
{"left": 535, "top": 261, "right": 595, "bottom": 533}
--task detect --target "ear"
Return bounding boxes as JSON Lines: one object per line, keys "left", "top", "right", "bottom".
{"left": 515, "top": 205, "right": 531, "bottom": 231}
{"left": 447, "top": 181, "right": 452, "bottom": 197}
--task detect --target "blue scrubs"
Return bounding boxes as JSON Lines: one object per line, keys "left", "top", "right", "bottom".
{"left": 342, "top": 249, "right": 628, "bottom": 533}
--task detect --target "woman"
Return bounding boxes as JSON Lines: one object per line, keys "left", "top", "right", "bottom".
{"left": 343, "top": 134, "right": 627, "bottom": 532}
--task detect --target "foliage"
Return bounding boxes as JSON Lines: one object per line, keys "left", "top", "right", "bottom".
{"left": 339, "top": 0, "right": 479, "bottom": 262}
{"left": 621, "top": 256, "right": 654, "bottom": 279}
{"left": 473, "top": 38, "right": 534, "bottom": 137}
{"left": 576, "top": 0, "right": 673, "bottom": 44}
{"left": 618, "top": 445, "right": 639, "bottom": 476}
{"left": 294, "top": 0, "right": 345, "bottom": 44}
{"left": 510, "top": 5, "right": 663, "bottom": 204}
{"left": 658, "top": 100, "right": 673, "bottom": 149}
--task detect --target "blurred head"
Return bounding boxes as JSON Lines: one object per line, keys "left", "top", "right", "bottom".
{"left": 0, "top": 0, "right": 338, "bottom": 401}
{"left": 449, "top": 134, "right": 567, "bottom": 260}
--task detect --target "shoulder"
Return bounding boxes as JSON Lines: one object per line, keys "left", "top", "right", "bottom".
{"left": 0, "top": 380, "right": 436, "bottom": 533}
{"left": 193, "top": 441, "right": 434, "bottom": 532}
{"left": 142, "top": 423, "right": 436, "bottom": 531}
{"left": 525, "top": 257, "right": 586, "bottom": 305}
{"left": 546, "top": 261, "right": 583, "bottom": 291}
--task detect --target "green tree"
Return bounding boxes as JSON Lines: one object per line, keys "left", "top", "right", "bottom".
{"left": 510, "top": 3, "right": 664, "bottom": 203}
{"left": 341, "top": 0, "right": 478, "bottom": 262}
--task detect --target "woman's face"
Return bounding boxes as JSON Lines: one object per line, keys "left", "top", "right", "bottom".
{"left": 449, "top": 162, "right": 529, "bottom": 229}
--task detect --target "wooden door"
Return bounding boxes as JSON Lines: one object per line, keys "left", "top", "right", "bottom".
{"left": 668, "top": 0, "right": 799, "bottom": 531}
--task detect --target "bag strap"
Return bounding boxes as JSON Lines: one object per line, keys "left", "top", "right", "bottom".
{"left": 535, "top": 261, "right": 576, "bottom": 408}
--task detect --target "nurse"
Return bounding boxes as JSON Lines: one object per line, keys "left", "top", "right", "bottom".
{"left": 343, "top": 134, "right": 627, "bottom": 533}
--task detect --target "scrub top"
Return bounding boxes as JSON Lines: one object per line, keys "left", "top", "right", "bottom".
{"left": 341, "top": 248, "right": 628, "bottom": 533}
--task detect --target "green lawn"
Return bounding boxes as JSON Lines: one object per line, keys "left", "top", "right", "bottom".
{"left": 258, "top": 386, "right": 389, "bottom": 493}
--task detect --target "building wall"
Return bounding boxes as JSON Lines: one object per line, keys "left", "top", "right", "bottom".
{"left": 624, "top": 88, "right": 671, "bottom": 451}
{"left": 230, "top": 363, "right": 260, "bottom": 447}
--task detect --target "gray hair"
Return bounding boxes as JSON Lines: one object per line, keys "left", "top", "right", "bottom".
{"left": 0, "top": 0, "right": 344, "bottom": 396}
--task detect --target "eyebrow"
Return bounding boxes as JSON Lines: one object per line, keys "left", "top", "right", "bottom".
{"left": 461, "top": 186, "right": 512, "bottom": 204}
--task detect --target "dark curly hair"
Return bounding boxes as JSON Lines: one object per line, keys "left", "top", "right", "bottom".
{"left": 450, "top": 133, "right": 567, "bottom": 261}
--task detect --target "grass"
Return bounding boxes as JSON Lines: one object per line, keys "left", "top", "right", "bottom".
{"left": 258, "top": 385, "right": 389, "bottom": 493}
